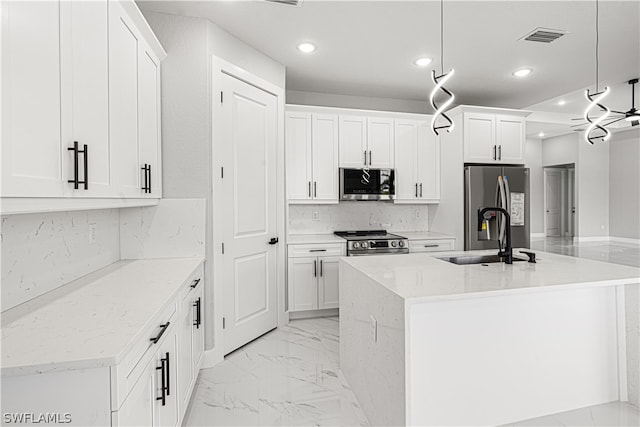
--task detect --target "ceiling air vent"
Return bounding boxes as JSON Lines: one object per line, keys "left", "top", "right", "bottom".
{"left": 264, "top": 0, "right": 303, "bottom": 6}
{"left": 519, "top": 27, "right": 567, "bottom": 43}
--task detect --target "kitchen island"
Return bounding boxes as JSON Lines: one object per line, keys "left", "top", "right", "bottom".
{"left": 339, "top": 250, "right": 640, "bottom": 426}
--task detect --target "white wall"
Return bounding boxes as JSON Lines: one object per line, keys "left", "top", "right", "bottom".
{"left": 287, "top": 90, "right": 429, "bottom": 114}
{"left": 542, "top": 133, "right": 577, "bottom": 167}
{"left": 141, "top": 10, "right": 286, "bottom": 352}
{"left": 288, "top": 203, "right": 429, "bottom": 234}
{"left": 576, "top": 136, "right": 610, "bottom": 238}
{"left": 609, "top": 128, "right": 640, "bottom": 240}
{"left": 1, "top": 210, "right": 120, "bottom": 312}
{"left": 525, "top": 138, "right": 544, "bottom": 235}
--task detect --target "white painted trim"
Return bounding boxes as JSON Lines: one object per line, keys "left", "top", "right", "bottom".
{"left": 289, "top": 308, "right": 339, "bottom": 320}
{"left": 573, "top": 236, "right": 611, "bottom": 243}
{"left": 211, "top": 56, "right": 287, "bottom": 363}
{"left": 0, "top": 197, "right": 159, "bottom": 215}
{"left": 616, "top": 285, "right": 628, "bottom": 402}
{"left": 609, "top": 237, "right": 640, "bottom": 245}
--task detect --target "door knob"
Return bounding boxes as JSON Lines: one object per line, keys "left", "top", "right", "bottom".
{"left": 268, "top": 237, "right": 279, "bottom": 245}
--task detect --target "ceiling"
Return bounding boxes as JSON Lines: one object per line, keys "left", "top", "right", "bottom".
{"left": 138, "top": 0, "right": 639, "bottom": 113}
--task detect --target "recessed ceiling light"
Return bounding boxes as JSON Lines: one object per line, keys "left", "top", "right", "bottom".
{"left": 513, "top": 68, "right": 533, "bottom": 78}
{"left": 297, "top": 42, "right": 316, "bottom": 53}
{"left": 538, "top": 131, "right": 545, "bottom": 137}
{"left": 557, "top": 100, "right": 567, "bottom": 106}
{"left": 414, "top": 57, "right": 432, "bottom": 67}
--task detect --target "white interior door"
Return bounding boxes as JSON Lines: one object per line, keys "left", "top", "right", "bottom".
{"left": 545, "top": 169, "right": 562, "bottom": 236}
{"left": 220, "top": 73, "right": 278, "bottom": 355}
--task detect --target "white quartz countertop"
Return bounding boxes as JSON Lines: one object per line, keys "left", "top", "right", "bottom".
{"left": 1, "top": 257, "right": 204, "bottom": 376}
{"left": 341, "top": 249, "right": 640, "bottom": 303}
{"left": 287, "top": 234, "right": 346, "bottom": 245}
{"left": 392, "top": 231, "right": 455, "bottom": 240}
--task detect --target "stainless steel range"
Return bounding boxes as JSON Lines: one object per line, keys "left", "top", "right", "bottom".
{"left": 334, "top": 230, "right": 409, "bottom": 256}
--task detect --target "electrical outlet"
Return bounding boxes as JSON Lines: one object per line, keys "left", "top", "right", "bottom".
{"left": 370, "top": 314, "right": 378, "bottom": 342}
{"left": 88, "top": 223, "right": 97, "bottom": 244}
{"left": 415, "top": 210, "right": 420, "bottom": 219}
{"left": 312, "top": 211, "right": 320, "bottom": 221}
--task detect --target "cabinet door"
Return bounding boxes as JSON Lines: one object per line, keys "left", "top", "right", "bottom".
{"left": 393, "top": 119, "right": 419, "bottom": 202}
{"left": 318, "top": 256, "right": 340, "bottom": 309}
{"left": 177, "top": 303, "right": 194, "bottom": 417}
{"left": 116, "top": 357, "right": 156, "bottom": 427}
{"left": 367, "top": 117, "right": 394, "bottom": 168}
{"left": 286, "top": 112, "right": 312, "bottom": 201}
{"left": 417, "top": 121, "right": 440, "bottom": 202}
{"left": 139, "top": 45, "right": 162, "bottom": 198}
{"left": 287, "top": 257, "right": 318, "bottom": 312}
{"left": 61, "top": 0, "right": 112, "bottom": 197}
{"left": 191, "top": 285, "right": 205, "bottom": 377}
{"left": 155, "top": 329, "right": 179, "bottom": 427}
{"left": 1, "top": 1, "right": 66, "bottom": 197}
{"left": 496, "top": 115, "right": 525, "bottom": 164}
{"left": 339, "top": 116, "right": 367, "bottom": 168}
{"left": 463, "top": 113, "right": 496, "bottom": 163}
{"left": 312, "top": 114, "right": 339, "bottom": 202}
{"left": 109, "top": 1, "right": 141, "bottom": 197}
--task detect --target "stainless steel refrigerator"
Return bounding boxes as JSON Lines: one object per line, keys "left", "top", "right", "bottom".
{"left": 464, "top": 165, "right": 530, "bottom": 250}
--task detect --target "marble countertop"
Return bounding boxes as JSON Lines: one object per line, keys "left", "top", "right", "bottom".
{"left": 341, "top": 249, "right": 640, "bottom": 303}
{"left": 287, "top": 234, "right": 346, "bottom": 245}
{"left": 392, "top": 231, "right": 455, "bottom": 240}
{"left": 1, "top": 257, "right": 204, "bottom": 377}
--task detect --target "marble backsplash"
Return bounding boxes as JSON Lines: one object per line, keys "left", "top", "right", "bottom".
{"left": 288, "top": 202, "right": 429, "bottom": 234}
{"left": 120, "top": 199, "right": 206, "bottom": 259}
{"left": 1, "top": 209, "right": 120, "bottom": 312}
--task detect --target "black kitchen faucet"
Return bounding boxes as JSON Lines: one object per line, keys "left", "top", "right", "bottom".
{"left": 477, "top": 207, "right": 513, "bottom": 264}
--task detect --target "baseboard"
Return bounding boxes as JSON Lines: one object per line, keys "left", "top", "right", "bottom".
{"left": 200, "top": 348, "right": 223, "bottom": 370}
{"left": 609, "top": 236, "right": 640, "bottom": 245}
{"left": 530, "top": 233, "right": 546, "bottom": 238}
{"left": 289, "top": 308, "right": 339, "bottom": 320}
{"left": 572, "top": 236, "right": 640, "bottom": 245}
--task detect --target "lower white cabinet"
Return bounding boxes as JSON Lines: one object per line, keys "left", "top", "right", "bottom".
{"left": 178, "top": 278, "right": 204, "bottom": 415}
{"left": 409, "top": 238, "right": 455, "bottom": 253}
{"left": 287, "top": 243, "right": 345, "bottom": 312}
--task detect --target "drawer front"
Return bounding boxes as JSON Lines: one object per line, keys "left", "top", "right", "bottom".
{"left": 288, "top": 243, "right": 346, "bottom": 258}
{"left": 111, "top": 300, "right": 177, "bottom": 410}
{"left": 409, "top": 239, "right": 455, "bottom": 253}
{"left": 180, "top": 264, "right": 204, "bottom": 308}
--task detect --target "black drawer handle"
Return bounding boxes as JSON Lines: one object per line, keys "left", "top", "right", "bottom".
{"left": 150, "top": 322, "right": 170, "bottom": 344}
{"left": 165, "top": 351, "right": 171, "bottom": 396}
{"left": 309, "top": 249, "right": 327, "bottom": 253}
{"left": 156, "top": 358, "right": 166, "bottom": 406}
{"left": 68, "top": 141, "right": 88, "bottom": 190}
{"left": 193, "top": 297, "right": 202, "bottom": 329}
{"left": 424, "top": 244, "right": 440, "bottom": 248}
{"left": 190, "top": 278, "right": 201, "bottom": 289}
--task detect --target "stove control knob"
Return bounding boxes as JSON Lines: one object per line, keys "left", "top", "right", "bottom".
{"left": 391, "top": 241, "right": 397, "bottom": 247}
{"left": 398, "top": 240, "right": 405, "bottom": 248}
{"left": 361, "top": 241, "right": 369, "bottom": 249}
{"left": 352, "top": 242, "right": 360, "bottom": 249}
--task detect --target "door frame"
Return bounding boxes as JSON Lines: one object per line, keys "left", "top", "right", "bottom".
{"left": 543, "top": 168, "right": 562, "bottom": 237}
{"left": 209, "top": 56, "right": 287, "bottom": 365}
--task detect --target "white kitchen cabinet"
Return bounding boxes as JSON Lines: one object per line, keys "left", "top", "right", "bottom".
{"left": 1, "top": 1, "right": 66, "bottom": 197}
{"left": 317, "top": 256, "right": 340, "bottom": 309}
{"left": 339, "top": 116, "right": 367, "bottom": 168}
{"left": 339, "top": 116, "right": 394, "bottom": 168}
{"left": 394, "top": 120, "right": 440, "bottom": 203}
{"left": 286, "top": 112, "right": 338, "bottom": 203}
{"left": 155, "top": 328, "right": 179, "bottom": 427}
{"left": 287, "top": 243, "right": 345, "bottom": 312}
{"left": 496, "top": 115, "right": 525, "bottom": 163}
{"left": 61, "top": 0, "right": 112, "bottom": 197}
{"left": 409, "top": 238, "right": 455, "bottom": 253}
{"left": 178, "top": 275, "right": 204, "bottom": 418}
{"left": 116, "top": 357, "right": 155, "bottom": 427}
{"left": 1, "top": 0, "right": 165, "bottom": 212}
{"left": 459, "top": 107, "right": 528, "bottom": 164}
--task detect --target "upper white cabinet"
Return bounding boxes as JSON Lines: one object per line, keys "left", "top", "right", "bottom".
{"left": 339, "top": 115, "right": 394, "bottom": 168}
{"left": 457, "top": 106, "right": 529, "bottom": 164}
{"left": 286, "top": 111, "right": 339, "bottom": 203}
{"left": 1, "top": 0, "right": 166, "bottom": 212}
{"left": 394, "top": 120, "right": 440, "bottom": 203}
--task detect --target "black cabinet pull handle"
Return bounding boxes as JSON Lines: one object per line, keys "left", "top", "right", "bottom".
{"left": 148, "top": 163, "right": 152, "bottom": 193}
{"left": 190, "top": 278, "right": 201, "bottom": 289}
{"left": 415, "top": 183, "right": 418, "bottom": 198}
{"left": 309, "top": 249, "right": 326, "bottom": 252}
{"left": 313, "top": 260, "right": 317, "bottom": 277}
{"left": 156, "top": 358, "right": 166, "bottom": 406}
{"left": 364, "top": 150, "right": 367, "bottom": 166}
{"left": 493, "top": 145, "right": 497, "bottom": 160}
{"left": 419, "top": 183, "right": 423, "bottom": 198}
{"left": 150, "top": 322, "right": 170, "bottom": 344}
{"left": 424, "top": 244, "right": 440, "bottom": 248}
{"left": 320, "top": 260, "right": 323, "bottom": 277}
{"left": 165, "top": 351, "right": 170, "bottom": 396}
{"left": 369, "top": 150, "right": 372, "bottom": 165}
{"left": 141, "top": 164, "right": 148, "bottom": 192}
{"left": 313, "top": 181, "right": 317, "bottom": 198}
{"left": 68, "top": 141, "right": 87, "bottom": 189}
{"left": 193, "top": 297, "right": 202, "bottom": 329}
{"left": 141, "top": 164, "right": 152, "bottom": 193}
{"left": 308, "top": 181, "right": 311, "bottom": 197}
{"left": 498, "top": 145, "right": 502, "bottom": 160}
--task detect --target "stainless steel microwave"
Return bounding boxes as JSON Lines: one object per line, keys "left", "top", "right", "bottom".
{"left": 340, "top": 168, "right": 395, "bottom": 201}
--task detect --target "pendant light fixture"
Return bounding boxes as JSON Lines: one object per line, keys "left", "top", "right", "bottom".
{"left": 430, "top": 0, "right": 455, "bottom": 135}
{"left": 584, "top": 0, "right": 611, "bottom": 144}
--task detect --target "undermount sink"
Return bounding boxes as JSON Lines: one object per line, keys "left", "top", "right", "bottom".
{"left": 438, "top": 254, "right": 526, "bottom": 265}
